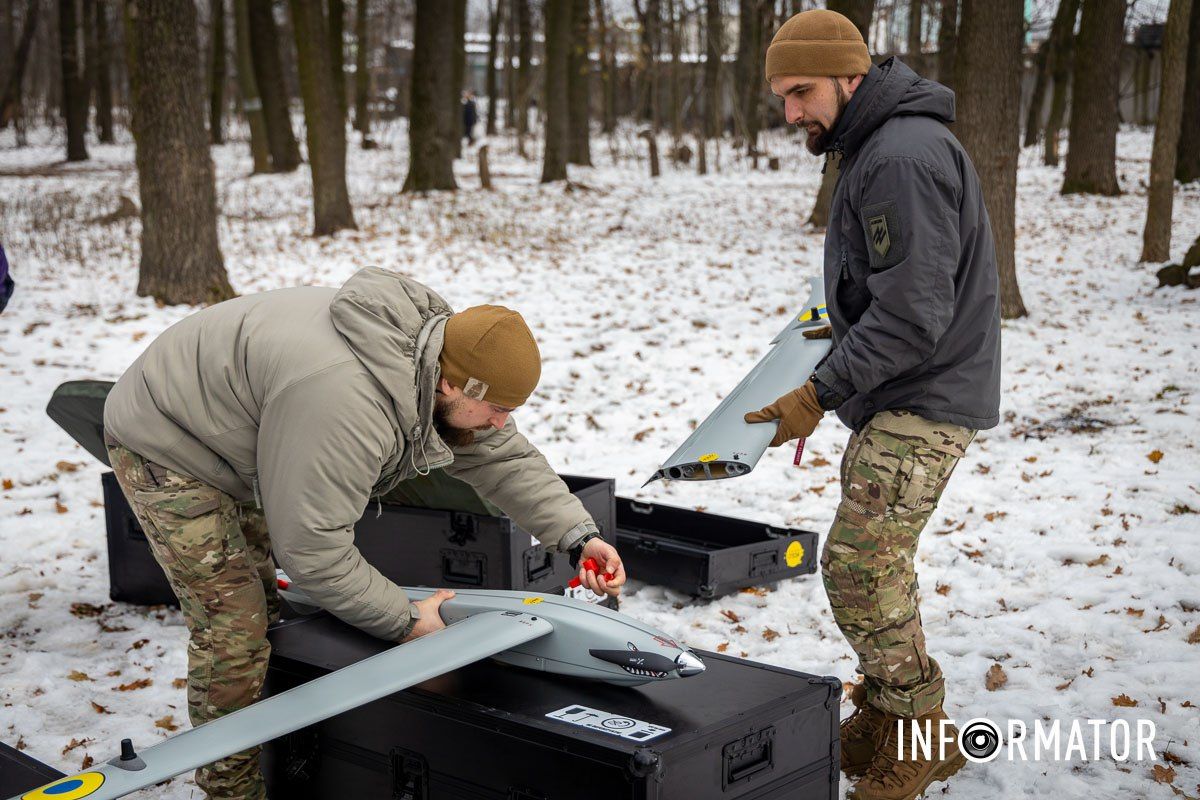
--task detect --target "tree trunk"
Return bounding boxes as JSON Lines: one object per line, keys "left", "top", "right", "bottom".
{"left": 248, "top": 0, "right": 301, "bottom": 171}
{"left": 353, "top": 0, "right": 369, "bottom": 135}
{"left": 668, "top": 0, "right": 681, "bottom": 146}
{"left": 60, "top": 0, "right": 89, "bottom": 160}
{"left": 1062, "top": 0, "right": 1127, "bottom": 195}
{"left": 704, "top": 0, "right": 720, "bottom": 138}
{"left": 234, "top": 0, "right": 271, "bottom": 171}
{"left": 635, "top": 0, "right": 661, "bottom": 130}
{"left": 209, "top": 0, "right": 226, "bottom": 144}
{"left": 936, "top": 0, "right": 956, "bottom": 91}
{"left": 1176, "top": 0, "right": 1200, "bottom": 182}
{"left": 1042, "top": 0, "right": 1078, "bottom": 166}
{"left": 1140, "top": 0, "right": 1194, "bottom": 262}
{"left": 450, "top": 0, "right": 465, "bottom": 158}
{"left": 504, "top": 0, "right": 516, "bottom": 129}
{"left": 290, "top": 0, "right": 356, "bottom": 234}
{"left": 478, "top": 142, "right": 492, "bottom": 188}
{"left": 92, "top": 0, "right": 113, "bottom": 141}
{"left": 516, "top": 0, "right": 531, "bottom": 144}
{"left": 485, "top": 0, "right": 502, "bottom": 136}
{"left": 124, "top": 0, "right": 233, "bottom": 305}
{"left": 595, "top": 0, "right": 615, "bottom": 134}
{"left": 541, "top": 0, "right": 570, "bottom": 182}
{"left": 955, "top": 0, "right": 1025, "bottom": 318}
{"left": 1, "top": 0, "right": 38, "bottom": 130}
{"left": 82, "top": 0, "right": 95, "bottom": 132}
{"left": 907, "top": 0, "right": 923, "bottom": 73}
{"left": 807, "top": 0, "right": 874, "bottom": 228}
{"left": 1022, "top": 37, "right": 1049, "bottom": 148}
{"left": 327, "top": 0, "right": 345, "bottom": 120}
{"left": 403, "top": 0, "right": 456, "bottom": 191}
{"left": 734, "top": 0, "right": 758, "bottom": 147}
{"left": 567, "top": 0, "right": 591, "bottom": 165}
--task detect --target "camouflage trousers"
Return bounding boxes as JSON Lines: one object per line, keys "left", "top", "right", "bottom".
{"left": 105, "top": 440, "right": 278, "bottom": 800}
{"left": 820, "top": 410, "right": 975, "bottom": 719}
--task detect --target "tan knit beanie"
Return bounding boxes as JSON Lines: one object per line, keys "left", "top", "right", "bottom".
{"left": 765, "top": 9, "right": 872, "bottom": 82}
{"left": 439, "top": 305, "right": 542, "bottom": 408}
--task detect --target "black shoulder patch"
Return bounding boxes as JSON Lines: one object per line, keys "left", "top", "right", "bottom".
{"left": 860, "top": 200, "right": 905, "bottom": 270}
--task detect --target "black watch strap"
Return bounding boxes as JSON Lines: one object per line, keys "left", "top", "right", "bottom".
{"left": 569, "top": 532, "right": 601, "bottom": 569}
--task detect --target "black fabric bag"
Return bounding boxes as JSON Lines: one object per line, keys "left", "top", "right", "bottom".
{"left": 46, "top": 379, "right": 115, "bottom": 466}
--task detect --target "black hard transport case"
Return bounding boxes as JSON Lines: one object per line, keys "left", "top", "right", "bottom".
{"left": 615, "top": 498, "right": 820, "bottom": 600}
{"left": 262, "top": 613, "right": 841, "bottom": 800}
{"left": 0, "top": 743, "right": 63, "bottom": 797}
{"left": 101, "top": 471, "right": 618, "bottom": 608}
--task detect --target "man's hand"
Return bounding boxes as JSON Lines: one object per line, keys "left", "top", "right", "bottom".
{"left": 744, "top": 380, "right": 824, "bottom": 446}
{"left": 578, "top": 537, "right": 626, "bottom": 597}
{"left": 401, "top": 588, "right": 456, "bottom": 642}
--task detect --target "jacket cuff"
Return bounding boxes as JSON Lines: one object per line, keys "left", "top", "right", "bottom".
{"left": 555, "top": 520, "right": 599, "bottom": 553}
{"left": 814, "top": 362, "right": 855, "bottom": 407}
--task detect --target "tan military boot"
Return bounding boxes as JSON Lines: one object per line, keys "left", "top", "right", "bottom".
{"left": 847, "top": 706, "right": 967, "bottom": 800}
{"left": 840, "top": 681, "right": 889, "bottom": 779}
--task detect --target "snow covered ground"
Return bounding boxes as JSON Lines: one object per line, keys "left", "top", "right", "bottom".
{"left": 1, "top": 122, "right": 1198, "bottom": 799}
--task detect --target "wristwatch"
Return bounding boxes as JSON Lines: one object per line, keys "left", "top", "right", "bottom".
{"left": 810, "top": 374, "right": 846, "bottom": 411}
{"left": 569, "top": 531, "right": 601, "bottom": 569}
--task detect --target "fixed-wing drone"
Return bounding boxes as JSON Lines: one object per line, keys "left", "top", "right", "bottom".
{"left": 647, "top": 276, "right": 832, "bottom": 484}
{"left": 12, "top": 583, "right": 704, "bottom": 800}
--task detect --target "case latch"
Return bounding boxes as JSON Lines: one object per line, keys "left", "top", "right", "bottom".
{"left": 722, "top": 726, "right": 775, "bottom": 788}
{"left": 440, "top": 549, "right": 485, "bottom": 587}
{"left": 390, "top": 747, "right": 428, "bottom": 799}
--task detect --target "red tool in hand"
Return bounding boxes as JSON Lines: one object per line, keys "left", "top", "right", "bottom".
{"left": 568, "top": 557, "right": 615, "bottom": 589}
{"left": 793, "top": 437, "right": 806, "bottom": 466}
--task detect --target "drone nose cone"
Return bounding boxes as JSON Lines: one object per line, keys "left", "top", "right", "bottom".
{"left": 675, "top": 651, "right": 705, "bottom": 677}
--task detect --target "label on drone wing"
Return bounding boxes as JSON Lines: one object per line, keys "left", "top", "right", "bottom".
{"left": 546, "top": 705, "right": 672, "bottom": 741}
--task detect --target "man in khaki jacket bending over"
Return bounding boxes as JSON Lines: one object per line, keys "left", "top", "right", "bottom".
{"left": 103, "top": 266, "right": 624, "bottom": 800}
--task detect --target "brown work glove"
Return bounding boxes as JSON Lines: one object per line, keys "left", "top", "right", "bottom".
{"left": 744, "top": 380, "right": 824, "bottom": 447}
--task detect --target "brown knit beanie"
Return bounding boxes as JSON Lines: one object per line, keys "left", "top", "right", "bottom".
{"left": 765, "top": 9, "right": 872, "bottom": 82}
{"left": 439, "top": 305, "right": 542, "bottom": 408}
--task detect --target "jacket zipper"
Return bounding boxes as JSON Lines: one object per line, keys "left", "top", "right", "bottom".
{"left": 252, "top": 475, "right": 263, "bottom": 509}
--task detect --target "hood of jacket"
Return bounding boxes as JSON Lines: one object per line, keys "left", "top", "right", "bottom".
{"left": 826, "top": 57, "right": 955, "bottom": 160}
{"left": 329, "top": 267, "right": 456, "bottom": 489}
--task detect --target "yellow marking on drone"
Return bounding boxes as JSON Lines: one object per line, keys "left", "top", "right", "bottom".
{"left": 785, "top": 541, "right": 805, "bottom": 569}
{"left": 523, "top": 597, "right": 544, "bottom": 605}
{"left": 698, "top": 453, "right": 719, "bottom": 463}
{"left": 22, "top": 772, "right": 105, "bottom": 800}
{"left": 797, "top": 305, "right": 828, "bottom": 323}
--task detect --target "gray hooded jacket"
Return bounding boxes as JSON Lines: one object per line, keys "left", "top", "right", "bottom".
{"left": 812, "top": 58, "right": 1001, "bottom": 432}
{"left": 104, "top": 268, "right": 597, "bottom": 641}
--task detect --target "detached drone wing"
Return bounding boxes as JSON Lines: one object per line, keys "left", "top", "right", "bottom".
{"left": 14, "top": 611, "right": 552, "bottom": 800}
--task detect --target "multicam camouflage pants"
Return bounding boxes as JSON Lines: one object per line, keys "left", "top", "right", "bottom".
{"left": 821, "top": 410, "right": 975, "bottom": 719}
{"left": 105, "top": 439, "right": 278, "bottom": 800}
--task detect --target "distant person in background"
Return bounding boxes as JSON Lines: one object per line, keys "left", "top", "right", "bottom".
{"left": 462, "top": 91, "right": 478, "bottom": 146}
{"left": 0, "top": 244, "right": 13, "bottom": 313}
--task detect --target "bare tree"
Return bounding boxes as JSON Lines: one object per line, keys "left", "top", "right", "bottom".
{"left": 1140, "top": 0, "right": 1194, "bottom": 262}
{"left": 906, "top": 0, "right": 924, "bottom": 72}
{"left": 505, "top": 0, "right": 517, "bottom": 129}
{"left": 635, "top": 0, "right": 662, "bottom": 130}
{"left": 955, "top": 0, "right": 1025, "bottom": 318}
{"left": 1177, "top": 0, "right": 1200, "bottom": 182}
{"left": 595, "top": 0, "right": 616, "bottom": 133}
{"left": 450, "top": 0, "right": 465, "bottom": 158}
{"left": 328, "top": 0, "right": 346, "bottom": 120}
{"left": 209, "top": 0, "right": 227, "bottom": 144}
{"left": 568, "top": 0, "right": 591, "bottom": 165}
{"left": 1062, "top": 0, "right": 1127, "bottom": 195}
{"left": 704, "top": 0, "right": 721, "bottom": 139}
{"left": 91, "top": 0, "right": 114, "bottom": 142}
{"left": 353, "top": 0, "right": 370, "bottom": 137}
{"left": 234, "top": 0, "right": 271, "bottom": 171}
{"left": 516, "top": 0, "right": 532, "bottom": 146}
{"left": 734, "top": 0, "right": 761, "bottom": 149}
{"left": 290, "top": 0, "right": 356, "bottom": 234}
{"left": 60, "top": 0, "right": 89, "bottom": 160}
{"left": 248, "top": 0, "right": 301, "bottom": 172}
{"left": 541, "top": 0, "right": 570, "bottom": 181}
{"left": 936, "top": 0, "right": 956, "bottom": 90}
{"left": 1041, "top": 0, "right": 1079, "bottom": 166}
{"left": 807, "top": 0, "right": 875, "bottom": 228}
{"left": 403, "top": 0, "right": 456, "bottom": 191}
{"left": 125, "top": 0, "right": 234, "bottom": 304}
{"left": 485, "top": 0, "right": 503, "bottom": 136}
{"left": 1, "top": 0, "right": 39, "bottom": 131}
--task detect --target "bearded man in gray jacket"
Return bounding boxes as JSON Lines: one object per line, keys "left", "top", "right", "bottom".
{"left": 744, "top": 9, "right": 1001, "bottom": 800}
{"left": 103, "top": 267, "right": 624, "bottom": 800}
